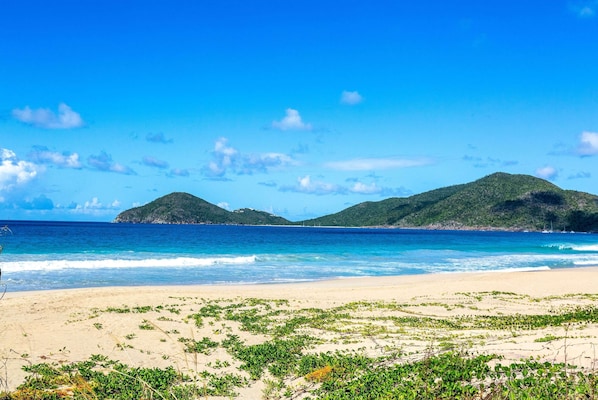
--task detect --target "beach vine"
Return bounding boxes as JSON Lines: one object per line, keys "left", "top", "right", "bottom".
{"left": 3, "top": 292, "right": 598, "bottom": 398}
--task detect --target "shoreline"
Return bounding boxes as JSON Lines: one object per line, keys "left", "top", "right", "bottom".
{"left": 4, "top": 265, "right": 598, "bottom": 299}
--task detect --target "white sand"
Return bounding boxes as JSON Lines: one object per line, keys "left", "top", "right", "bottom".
{"left": 2, "top": 267, "right": 598, "bottom": 397}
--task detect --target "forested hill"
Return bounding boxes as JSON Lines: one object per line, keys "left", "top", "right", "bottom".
{"left": 113, "top": 192, "right": 292, "bottom": 225}
{"left": 301, "top": 172, "right": 598, "bottom": 232}
{"left": 114, "top": 173, "right": 598, "bottom": 232}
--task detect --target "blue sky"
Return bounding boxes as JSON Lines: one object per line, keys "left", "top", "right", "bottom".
{"left": 1, "top": 1, "right": 598, "bottom": 222}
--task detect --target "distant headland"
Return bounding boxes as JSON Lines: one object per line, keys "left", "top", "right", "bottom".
{"left": 114, "top": 172, "right": 598, "bottom": 232}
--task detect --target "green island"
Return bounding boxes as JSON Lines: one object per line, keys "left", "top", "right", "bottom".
{"left": 114, "top": 172, "right": 598, "bottom": 232}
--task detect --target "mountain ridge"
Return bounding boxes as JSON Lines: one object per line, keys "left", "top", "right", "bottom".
{"left": 114, "top": 173, "right": 598, "bottom": 232}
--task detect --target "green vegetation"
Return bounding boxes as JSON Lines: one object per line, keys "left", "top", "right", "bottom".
{"left": 4, "top": 293, "right": 598, "bottom": 399}
{"left": 304, "top": 172, "right": 598, "bottom": 231}
{"left": 4, "top": 348, "right": 598, "bottom": 399}
{"left": 113, "top": 173, "right": 598, "bottom": 231}
{"left": 113, "top": 192, "right": 292, "bottom": 225}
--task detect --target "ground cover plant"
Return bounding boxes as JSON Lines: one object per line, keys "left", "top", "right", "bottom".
{"left": 2, "top": 292, "right": 598, "bottom": 399}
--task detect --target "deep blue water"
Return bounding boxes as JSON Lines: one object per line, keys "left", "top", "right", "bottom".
{"left": 0, "top": 220, "right": 597, "bottom": 292}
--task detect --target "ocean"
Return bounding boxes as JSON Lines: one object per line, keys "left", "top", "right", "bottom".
{"left": 0, "top": 220, "right": 597, "bottom": 292}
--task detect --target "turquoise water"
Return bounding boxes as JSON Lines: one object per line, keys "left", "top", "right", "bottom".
{"left": 0, "top": 220, "right": 597, "bottom": 292}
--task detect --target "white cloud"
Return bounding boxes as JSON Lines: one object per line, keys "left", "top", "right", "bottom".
{"left": 217, "top": 202, "right": 231, "bottom": 210}
{"left": 88, "top": 151, "right": 136, "bottom": 175}
{"left": 12, "top": 103, "right": 84, "bottom": 129}
{"left": 577, "top": 131, "right": 598, "bottom": 156}
{"left": 350, "top": 181, "right": 381, "bottom": 194}
{"left": 272, "top": 108, "right": 312, "bottom": 131}
{"left": 536, "top": 166, "right": 558, "bottom": 180}
{"left": 70, "top": 197, "right": 121, "bottom": 215}
{"left": 203, "top": 137, "right": 296, "bottom": 177}
{"left": 0, "top": 148, "right": 41, "bottom": 193}
{"left": 280, "top": 175, "right": 408, "bottom": 197}
{"left": 340, "top": 90, "right": 363, "bottom": 105}
{"left": 28, "top": 146, "right": 82, "bottom": 168}
{"left": 289, "top": 175, "right": 345, "bottom": 195}
{"left": 325, "top": 157, "right": 431, "bottom": 171}
{"left": 205, "top": 137, "right": 238, "bottom": 177}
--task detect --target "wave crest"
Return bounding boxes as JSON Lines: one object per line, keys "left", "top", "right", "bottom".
{"left": 1, "top": 255, "right": 257, "bottom": 273}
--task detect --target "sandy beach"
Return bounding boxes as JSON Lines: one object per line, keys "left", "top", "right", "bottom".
{"left": 2, "top": 267, "right": 598, "bottom": 398}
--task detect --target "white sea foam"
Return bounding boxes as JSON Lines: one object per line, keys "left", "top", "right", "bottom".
{"left": 573, "top": 260, "right": 598, "bottom": 266}
{"left": 427, "top": 252, "right": 598, "bottom": 273}
{"left": 545, "top": 243, "right": 598, "bottom": 252}
{"left": 1, "top": 255, "right": 257, "bottom": 273}
{"left": 571, "top": 244, "right": 598, "bottom": 252}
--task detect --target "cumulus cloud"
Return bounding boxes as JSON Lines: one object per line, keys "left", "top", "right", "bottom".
{"left": 340, "top": 90, "right": 363, "bottom": 105}
{"left": 88, "top": 151, "right": 136, "bottom": 175}
{"left": 0, "top": 148, "right": 40, "bottom": 193}
{"left": 577, "top": 131, "right": 598, "bottom": 156}
{"left": 325, "top": 157, "right": 431, "bottom": 171}
{"left": 28, "top": 146, "right": 82, "bottom": 168}
{"left": 272, "top": 108, "right": 312, "bottom": 131}
{"left": 536, "top": 166, "right": 558, "bottom": 180}
{"left": 146, "top": 132, "right": 173, "bottom": 144}
{"left": 204, "top": 138, "right": 238, "bottom": 177}
{"left": 142, "top": 156, "right": 169, "bottom": 169}
{"left": 203, "top": 137, "right": 296, "bottom": 178}
{"left": 68, "top": 197, "right": 121, "bottom": 215}
{"left": 12, "top": 103, "right": 84, "bottom": 129}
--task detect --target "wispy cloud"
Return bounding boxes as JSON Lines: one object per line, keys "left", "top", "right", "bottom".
{"left": 12, "top": 103, "right": 84, "bottom": 129}
{"left": 28, "top": 146, "right": 82, "bottom": 169}
{"left": 536, "top": 166, "right": 558, "bottom": 180}
{"left": 146, "top": 132, "right": 173, "bottom": 144}
{"left": 203, "top": 137, "right": 296, "bottom": 178}
{"left": 462, "top": 155, "right": 518, "bottom": 168}
{"left": 88, "top": 151, "right": 136, "bottom": 175}
{"left": 325, "top": 157, "right": 431, "bottom": 171}
{"left": 568, "top": 171, "right": 591, "bottom": 180}
{"left": 340, "top": 90, "right": 363, "bottom": 105}
{"left": 142, "top": 156, "right": 169, "bottom": 169}
{"left": 169, "top": 168, "right": 190, "bottom": 177}
{"left": 272, "top": 108, "right": 312, "bottom": 131}
{"left": 571, "top": 1, "right": 597, "bottom": 17}
{"left": 0, "top": 148, "right": 40, "bottom": 194}
{"left": 576, "top": 131, "right": 598, "bottom": 156}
